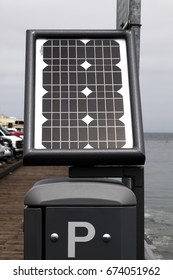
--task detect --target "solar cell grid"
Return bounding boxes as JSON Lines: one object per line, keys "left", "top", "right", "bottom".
{"left": 34, "top": 38, "right": 133, "bottom": 150}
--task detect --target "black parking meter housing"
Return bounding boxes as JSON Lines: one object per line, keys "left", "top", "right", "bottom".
{"left": 24, "top": 178, "right": 136, "bottom": 260}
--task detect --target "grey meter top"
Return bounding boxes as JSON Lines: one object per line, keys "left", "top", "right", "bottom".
{"left": 24, "top": 178, "right": 136, "bottom": 206}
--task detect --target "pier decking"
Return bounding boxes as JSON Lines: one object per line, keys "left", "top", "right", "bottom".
{"left": 0, "top": 162, "right": 68, "bottom": 259}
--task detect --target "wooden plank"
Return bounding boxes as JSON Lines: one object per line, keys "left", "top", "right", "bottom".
{"left": 0, "top": 164, "right": 68, "bottom": 259}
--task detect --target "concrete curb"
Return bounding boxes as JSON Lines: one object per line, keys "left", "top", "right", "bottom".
{"left": 0, "top": 159, "right": 23, "bottom": 179}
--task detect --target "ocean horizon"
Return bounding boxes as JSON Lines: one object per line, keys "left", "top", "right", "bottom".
{"left": 144, "top": 133, "right": 173, "bottom": 259}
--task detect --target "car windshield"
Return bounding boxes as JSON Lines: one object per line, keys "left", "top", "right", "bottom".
{"left": 0, "top": 126, "right": 11, "bottom": 136}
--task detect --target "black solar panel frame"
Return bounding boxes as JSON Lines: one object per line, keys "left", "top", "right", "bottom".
{"left": 24, "top": 30, "right": 145, "bottom": 166}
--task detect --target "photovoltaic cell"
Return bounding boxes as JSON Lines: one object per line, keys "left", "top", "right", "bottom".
{"left": 34, "top": 38, "right": 133, "bottom": 150}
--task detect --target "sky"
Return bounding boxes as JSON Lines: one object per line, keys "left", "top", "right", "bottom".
{"left": 0, "top": 0, "right": 172, "bottom": 132}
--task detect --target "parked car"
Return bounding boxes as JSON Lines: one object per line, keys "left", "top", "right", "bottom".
{"left": 0, "top": 125, "right": 23, "bottom": 156}
{"left": 7, "top": 128, "right": 24, "bottom": 139}
{"left": 0, "top": 136, "right": 13, "bottom": 148}
{"left": 0, "top": 136, "right": 14, "bottom": 157}
{"left": 0, "top": 144, "right": 12, "bottom": 160}
{"left": 0, "top": 144, "right": 5, "bottom": 160}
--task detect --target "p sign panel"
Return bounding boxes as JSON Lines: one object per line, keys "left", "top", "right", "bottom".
{"left": 45, "top": 206, "right": 136, "bottom": 260}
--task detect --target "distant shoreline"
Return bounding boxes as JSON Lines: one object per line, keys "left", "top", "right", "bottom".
{"left": 144, "top": 132, "right": 173, "bottom": 140}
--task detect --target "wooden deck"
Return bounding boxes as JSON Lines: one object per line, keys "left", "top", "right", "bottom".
{"left": 0, "top": 163, "right": 68, "bottom": 259}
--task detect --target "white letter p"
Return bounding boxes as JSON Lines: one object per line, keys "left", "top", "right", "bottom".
{"left": 68, "top": 221, "right": 95, "bottom": 258}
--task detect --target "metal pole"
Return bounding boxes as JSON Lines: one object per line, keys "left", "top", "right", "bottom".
{"left": 129, "top": 0, "right": 141, "bottom": 70}
{"left": 117, "top": 0, "right": 141, "bottom": 71}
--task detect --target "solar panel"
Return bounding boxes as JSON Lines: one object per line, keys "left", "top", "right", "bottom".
{"left": 35, "top": 38, "right": 132, "bottom": 150}
{"left": 24, "top": 30, "right": 145, "bottom": 166}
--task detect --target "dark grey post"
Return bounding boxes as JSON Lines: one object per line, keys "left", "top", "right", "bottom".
{"left": 117, "top": 1, "right": 143, "bottom": 258}
{"left": 117, "top": 0, "right": 141, "bottom": 71}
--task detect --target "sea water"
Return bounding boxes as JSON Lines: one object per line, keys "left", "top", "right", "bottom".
{"left": 144, "top": 133, "right": 173, "bottom": 259}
